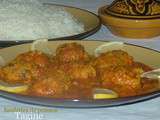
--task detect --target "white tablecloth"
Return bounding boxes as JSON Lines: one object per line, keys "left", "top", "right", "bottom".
{"left": 0, "top": 0, "right": 160, "bottom": 120}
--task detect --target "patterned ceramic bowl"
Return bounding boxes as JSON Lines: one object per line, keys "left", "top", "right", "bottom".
{"left": 98, "top": 0, "right": 160, "bottom": 39}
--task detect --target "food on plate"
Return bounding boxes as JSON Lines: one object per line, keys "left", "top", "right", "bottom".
{"left": 100, "top": 65, "right": 143, "bottom": 97}
{"left": 0, "top": 0, "right": 84, "bottom": 40}
{"left": 94, "top": 42, "right": 124, "bottom": 57}
{"left": 56, "top": 42, "right": 90, "bottom": 63}
{"left": 29, "top": 68, "right": 72, "bottom": 98}
{"left": 58, "top": 62, "right": 99, "bottom": 98}
{"left": 31, "top": 39, "right": 52, "bottom": 55}
{"left": 0, "top": 51, "right": 51, "bottom": 84}
{"left": 0, "top": 81, "right": 28, "bottom": 93}
{"left": 0, "top": 42, "right": 159, "bottom": 99}
{"left": 93, "top": 88, "right": 118, "bottom": 99}
{"left": 92, "top": 50, "right": 133, "bottom": 70}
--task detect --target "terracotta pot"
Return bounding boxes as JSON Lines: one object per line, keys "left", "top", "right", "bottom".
{"left": 98, "top": 0, "right": 160, "bottom": 39}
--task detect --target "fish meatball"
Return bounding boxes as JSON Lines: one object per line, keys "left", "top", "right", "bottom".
{"left": 58, "top": 62, "right": 99, "bottom": 98}
{"left": 59, "top": 62, "right": 98, "bottom": 86}
{"left": 56, "top": 42, "right": 90, "bottom": 63}
{"left": 93, "top": 50, "right": 133, "bottom": 70}
{"left": 0, "top": 51, "right": 50, "bottom": 84}
{"left": 100, "top": 65, "right": 143, "bottom": 97}
{"left": 15, "top": 51, "right": 50, "bottom": 67}
{"left": 29, "top": 69, "right": 71, "bottom": 97}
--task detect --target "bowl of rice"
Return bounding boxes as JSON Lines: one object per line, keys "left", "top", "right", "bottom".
{"left": 0, "top": 0, "right": 101, "bottom": 47}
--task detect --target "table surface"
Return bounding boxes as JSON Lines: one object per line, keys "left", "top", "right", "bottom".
{"left": 0, "top": 0, "right": 160, "bottom": 120}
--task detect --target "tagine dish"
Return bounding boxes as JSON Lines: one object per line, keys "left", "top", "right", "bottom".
{"left": 98, "top": 0, "right": 160, "bottom": 38}
{"left": 0, "top": 40, "right": 159, "bottom": 101}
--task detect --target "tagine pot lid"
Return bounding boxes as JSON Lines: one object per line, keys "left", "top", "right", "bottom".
{"left": 102, "top": 0, "right": 160, "bottom": 18}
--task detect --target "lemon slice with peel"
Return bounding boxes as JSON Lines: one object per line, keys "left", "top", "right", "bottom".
{"left": 93, "top": 88, "right": 118, "bottom": 99}
{"left": 31, "top": 39, "right": 52, "bottom": 55}
{"left": 95, "top": 42, "right": 124, "bottom": 57}
{"left": 0, "top": 81, "right": 28, "bottom": 93}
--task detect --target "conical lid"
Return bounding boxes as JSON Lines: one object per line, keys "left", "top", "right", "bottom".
{"left": 104, "top": 0, "right": 160, "bottom": 18}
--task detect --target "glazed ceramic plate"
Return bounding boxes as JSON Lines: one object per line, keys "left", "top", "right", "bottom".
{"left": 0, "top": 4, "right": 101, "bottom": 47}
{"left": 0, "top": 40, "right": 160, "bottom": 108}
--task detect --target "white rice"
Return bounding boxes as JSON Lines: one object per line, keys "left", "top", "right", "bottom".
{"left": 0, "top": 0, "right": 84, "bottom": 40}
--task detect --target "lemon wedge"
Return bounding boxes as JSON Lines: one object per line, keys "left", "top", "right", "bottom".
{"left": 95, "top": 42, "right": 124, "bottom": 57}
{"left": 94, "top": 93, "right": 118, "bottom": 99}
{"left": 93, "top": 88, "right": 118, "bottom": 99}
{"left": 0, "top": 81, "right": 28, "bottom": 93}
{"left": 31, "top": 39, "right": 52, "bottom": 55}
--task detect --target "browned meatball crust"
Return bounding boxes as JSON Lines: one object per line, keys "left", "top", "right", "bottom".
{"left": 93, "top": 50, "right": 134, "bottom": 70}
{"left": 29, "top": 69, "right": 71, "bottom": 97}
{"left": 56, "top": 42, "right": 90, "bottom": 63}
{"left": 0, "top": 51, "right": 50, "bottom": 84}
{"left": 58, "top": 62, "right": 100, "bottom": 98}
{"left": 100, "top": 65, "right": 143, "bottom": 97}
